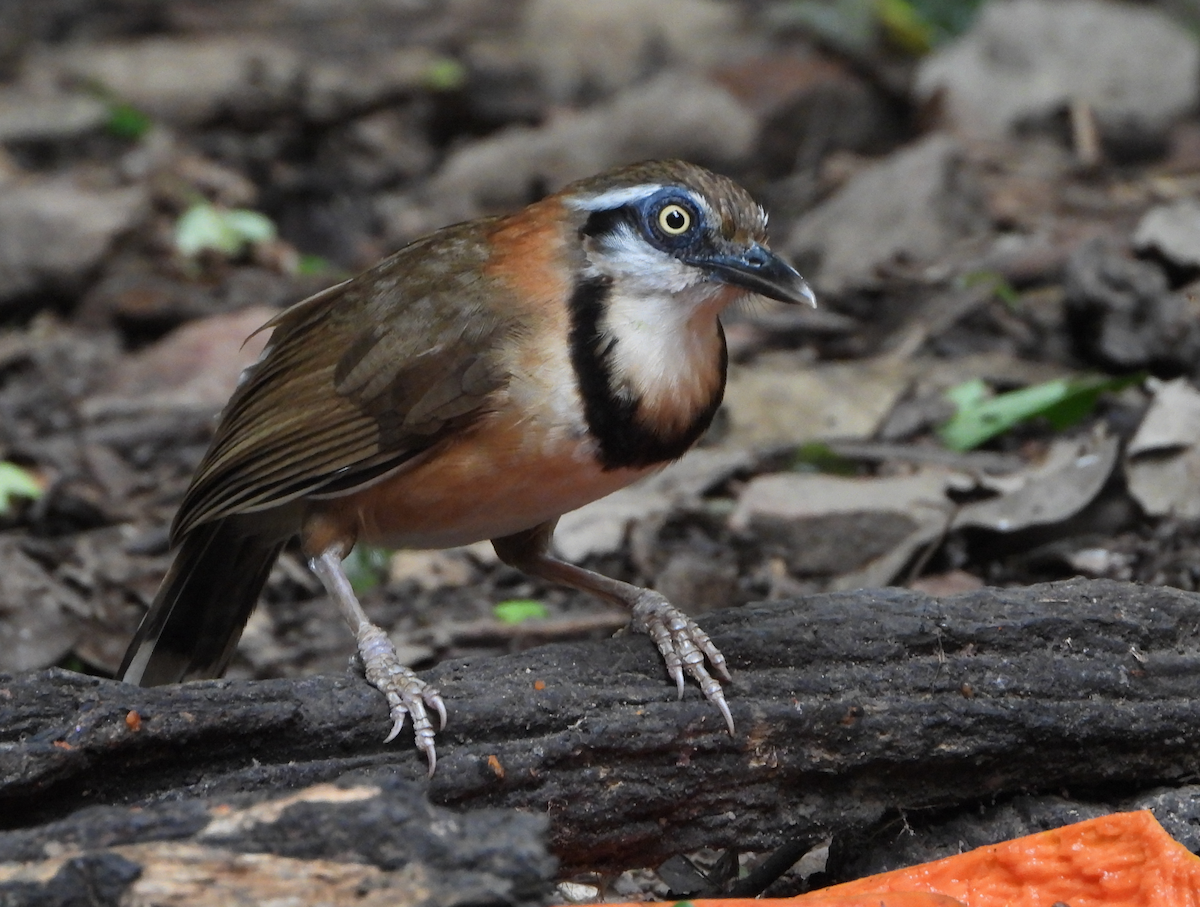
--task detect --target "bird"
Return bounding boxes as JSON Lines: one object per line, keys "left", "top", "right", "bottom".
{"left": 118, "top": 159, "right": 815, "bottom": 774}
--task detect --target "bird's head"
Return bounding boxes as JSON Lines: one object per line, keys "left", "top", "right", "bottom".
{"left": 560, "top": 160, "right": 815, "bottom": 309}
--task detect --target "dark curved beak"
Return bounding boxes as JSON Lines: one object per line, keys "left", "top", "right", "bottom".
{"left": 692, "top": 244, "right": 817, "bottom": 307}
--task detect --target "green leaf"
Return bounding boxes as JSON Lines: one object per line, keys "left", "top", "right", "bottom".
{"left": 945, "top": 376, "right": 990, "bottom": 410}
{"left": 938, "top": 374, "right": 1142, "bottom": 451}
{"left": 792, "top": 441, "right": 858, "bottom": 476}
{"left": 297, "top": 254, "right": 333, "bottom": 276}
{"left": 493, "top": 599, "right": 549, "bottom": 624}
{"left": 877, "top": 0, "right": 984, "bottom": 51}
{"left": 777, "top": 0, "right": 980, "bottom": 54}
{"left": 343, "top": 545, "right": 393, "bottom": 595}
{"left": 174, "top": 202, "right": 277, "bottom": 259}
{"left": 0, "top": 461, "right": 43, "bottom": 515}
{"left": 959, "top": 269, "right": 1021, "bottom": 309}
{"left": 876, "top": 0, "right": 937, "bottom": 54}
{"left": 57, "top": 654, "right": 87, "bottom": 673}
{"left": 1038, "top": 374, "right": 1142, "bottom": 430}
{"left": 106, "top": 101, "right": 152, "bottom": 140}
{"left": 423, "top": 57, "right": 467, "bottom": 92}
{"left": 220, "top": 209, "right": 276, "bottom": 244}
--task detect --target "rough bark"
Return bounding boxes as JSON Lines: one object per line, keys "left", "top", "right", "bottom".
{"left": 3, "top": 577, "right": 1200, "bottom": 877}
{"left": 0, "top": 778, "right": 555, "bottom": 906}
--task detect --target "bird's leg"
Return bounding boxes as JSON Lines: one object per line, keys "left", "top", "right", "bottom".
{"left": 309, "top": 546, "right": 447, "bottom": 774}
{"left": 492, "top": 521, "right": 734, "bottom": 734}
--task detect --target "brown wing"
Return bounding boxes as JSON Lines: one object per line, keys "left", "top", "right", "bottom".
{"left": 171, "top": 219, "right": 514, "bottom": 543}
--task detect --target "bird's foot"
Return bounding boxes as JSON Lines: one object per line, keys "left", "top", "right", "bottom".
{"left": 629, "top": 591, "right": 734, "bottom": 734}
{"left": 355, "top": 623, "right": 447, "bottom": 775}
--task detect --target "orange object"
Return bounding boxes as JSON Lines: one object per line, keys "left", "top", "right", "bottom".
{"left": 789, "top": 897, "right": 963, "bottom": 907}
{"left": 794, "top": 810, "right": 1200, "bottom": 907}
{"left": 579, "top": 895, "right": 960, "bottom": 907}
{"left": 580, "top": 810, "right": 1200, "bottom": 907}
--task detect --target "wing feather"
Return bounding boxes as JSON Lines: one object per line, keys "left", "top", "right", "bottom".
{"left": 172, "top": 219, "right": 514, "bottom": 542}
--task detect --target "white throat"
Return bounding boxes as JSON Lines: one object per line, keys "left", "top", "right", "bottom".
{"left": 602, "top": 285, "right": 730, "bottom": 440}
{"left": 582, "top": 223, "right": 734, "bottom": 423}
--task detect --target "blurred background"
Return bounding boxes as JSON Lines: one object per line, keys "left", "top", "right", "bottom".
{"left": 2, "top": 0, "right": 1200, "bottom": 708}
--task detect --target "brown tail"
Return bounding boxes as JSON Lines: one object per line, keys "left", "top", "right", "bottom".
{"left": 119, "top": 517, "right": 285, "bottom": 685}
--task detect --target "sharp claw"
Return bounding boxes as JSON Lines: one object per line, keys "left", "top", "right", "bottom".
{"left": 717, "top": 695, "right": 735, "bottom": 736}
{"left": 706, "top": 646, "right": 732, "bottom": 682}
{"left": 424, "top": 744, "right": 437, "bottom": 777}
{"left": 383, "top": 715, "right": 405, "bottom": 744}
{"left": 314, "top": 552, "right": 446, "bottom": 773}
{"left": 355, "top": 622, "right": 444, "bottom": 768}
{"left": 629, "top": 592, "right": 735, "bottom": 731}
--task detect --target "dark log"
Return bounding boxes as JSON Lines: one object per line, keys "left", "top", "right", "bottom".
{"left": 0, "top": 776, "right": 555, "bottom": 906}
{"left": 3, "top": 577, "right": 1200, "bottom": 875}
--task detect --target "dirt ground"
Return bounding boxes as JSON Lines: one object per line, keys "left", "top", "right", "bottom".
{"left": 3, "top": 0, "right": 1200, "bottom": 900}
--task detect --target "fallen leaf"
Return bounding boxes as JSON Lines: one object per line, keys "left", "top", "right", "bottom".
{"left": 0, "top": 461, "right": 43, "bottom": 515}
{"left": 1125, "top": 377, "right": 1200, "bottom": 518}
{"left": 953, "top": 430, "right": 1120, "bottom": 532}
{"left": 729, "top": 468, "right": 963, "bottom": 590}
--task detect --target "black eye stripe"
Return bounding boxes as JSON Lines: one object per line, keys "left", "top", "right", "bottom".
{"left": 579, "top": 206, "right": 632, "bottom": 240}
{"left": 577, "top": 193, "right": 704, "bottom": 254}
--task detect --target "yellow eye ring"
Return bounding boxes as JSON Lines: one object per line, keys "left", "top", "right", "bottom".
{"left": 657, "top": 204, "right": 692, "bottom": 235}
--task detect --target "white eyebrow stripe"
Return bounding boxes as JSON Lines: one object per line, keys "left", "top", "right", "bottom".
{"left": 564, "top": 184, "right": 664, "bottom": 211}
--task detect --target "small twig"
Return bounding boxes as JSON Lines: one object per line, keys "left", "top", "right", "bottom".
{"left": 723, "top": 835, "right": 821, "bottom": 898}
{"left": 1070, "top": 98, "right": 1102, "bottom": 168}
{"left": 824, "top": 440, "right": 1025, "bottom": 476}
{"left": 406, "top": 612, "right": 629, "bottom": 651}
{"left": 882, "top": 284, "right": 994, "bottom": 363}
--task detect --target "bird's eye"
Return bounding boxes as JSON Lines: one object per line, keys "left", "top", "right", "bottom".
{"left": 657, "top": 204, "right": 692, "bottom": 236}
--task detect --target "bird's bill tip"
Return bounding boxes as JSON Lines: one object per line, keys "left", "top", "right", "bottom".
{"left": 785, "top": 273, "right": 818, "bottom": 308}
{"left": 695, "top": 245, "right": 817, "bottom": 307}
